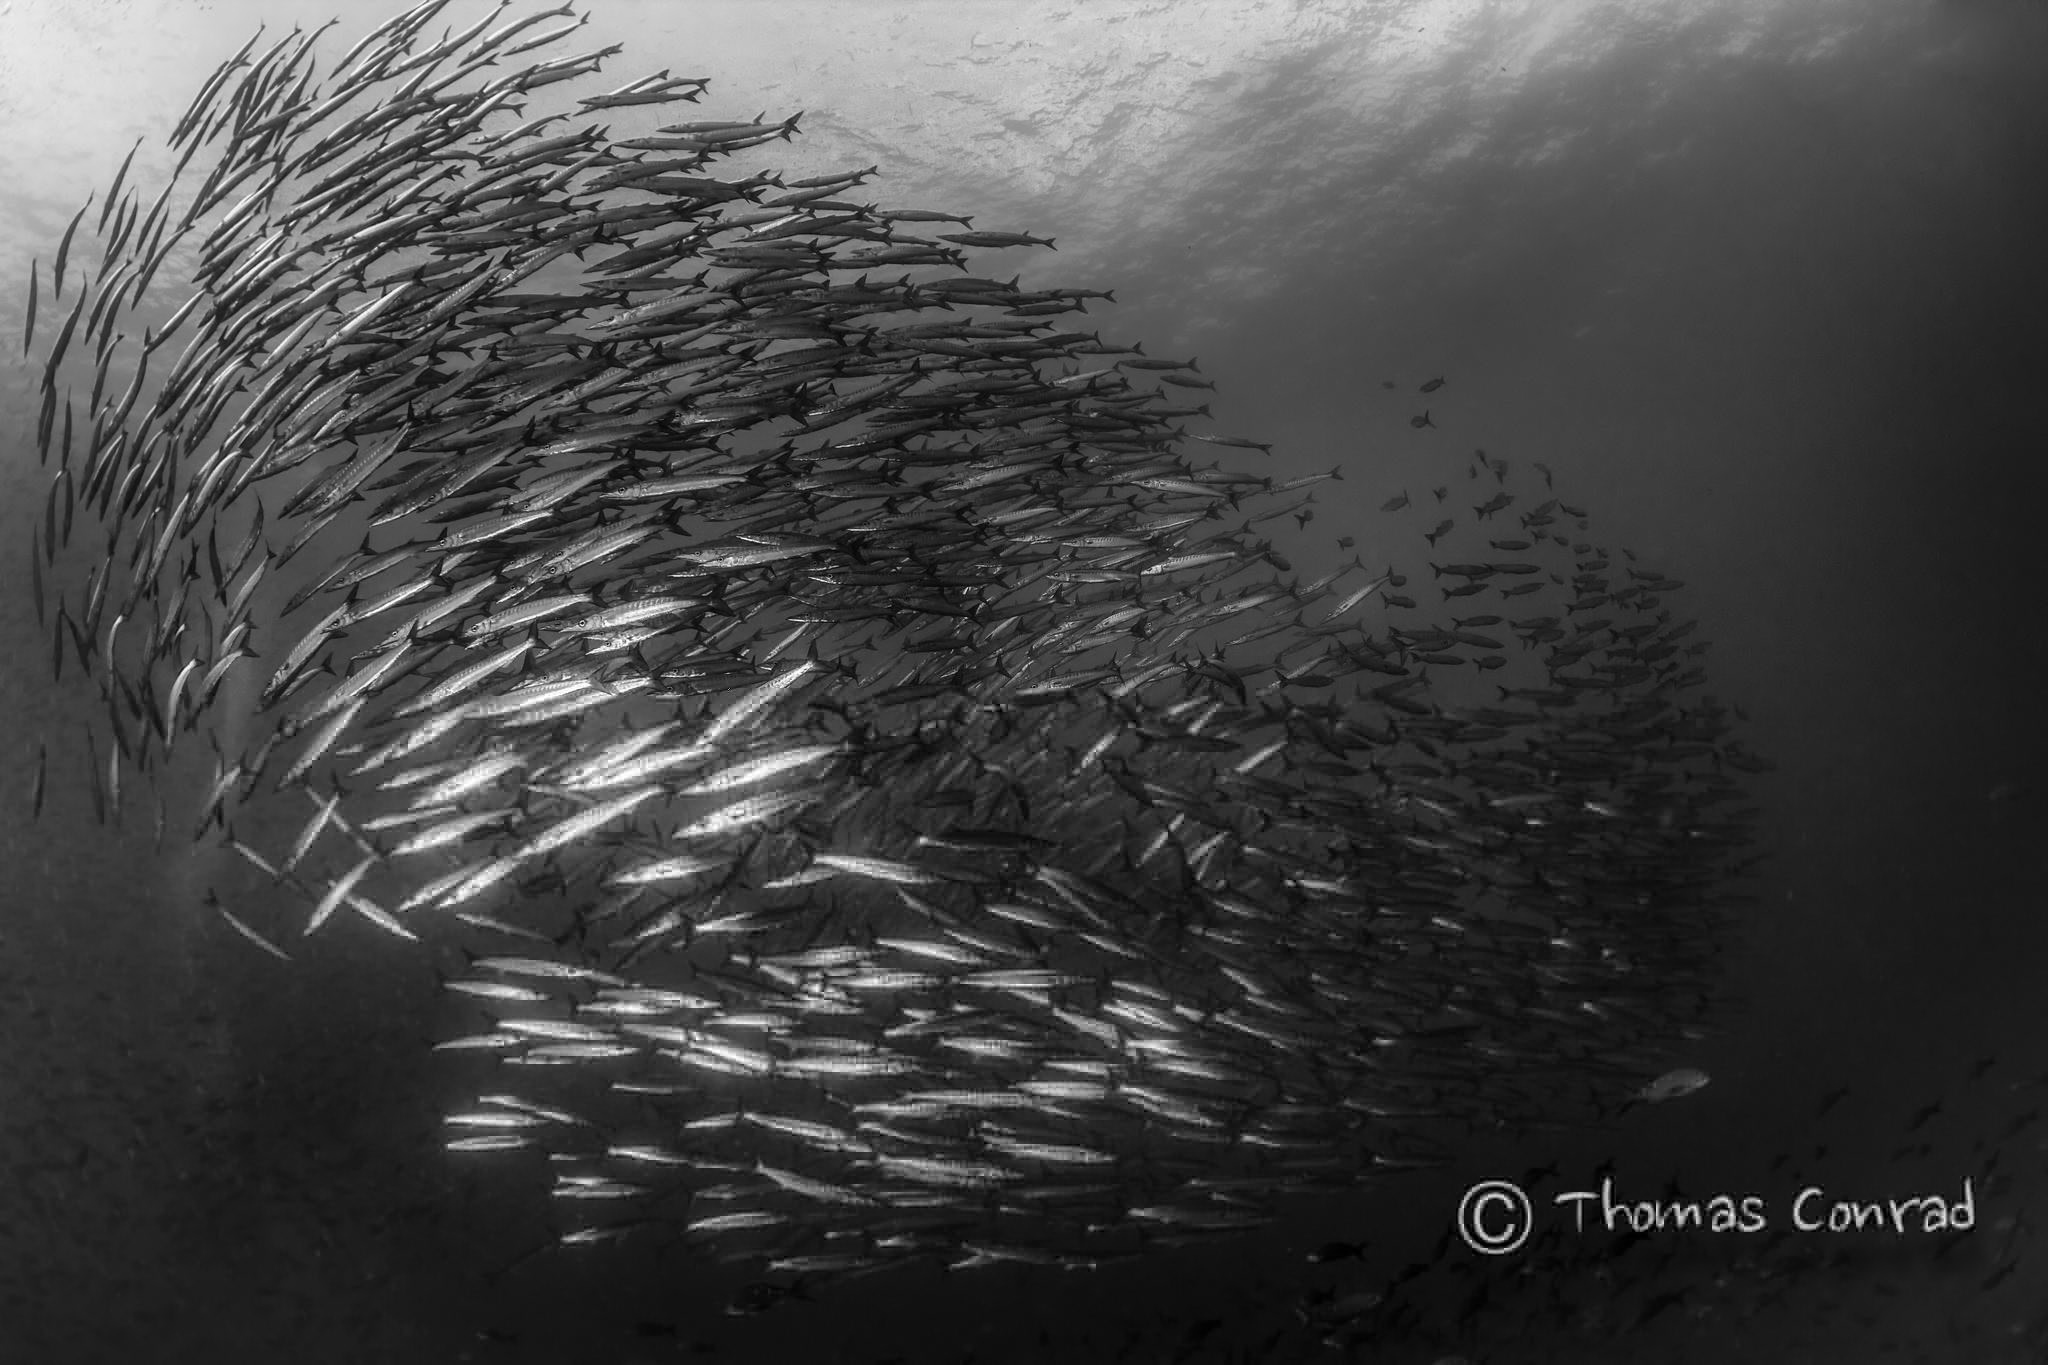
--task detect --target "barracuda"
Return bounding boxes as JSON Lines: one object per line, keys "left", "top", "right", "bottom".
{"left": 24, "top": 0, "right": 1760, "bottom": 1291}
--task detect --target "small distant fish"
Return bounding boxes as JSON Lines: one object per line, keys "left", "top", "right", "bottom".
{"left": 51, "top": 197, "right": 90, "bottom": 299}
{"left": 1307, "top": 1239, "right": 1367, "bottom": 1263}
{"left": 1419, "top": 376, "right": 1444, "bottom": 392}
{"left": 724, "top": 1279, "right": 811, "bottom": 1315}
{"left": 1638, "top": 1068, "right": 1711, "bottom": 1104}
{"left": 22, "top": 258, "right": 36, "bottom": 356}
{"left": 1323, "top": 1287, "right": 1384, "bottom": 1319}
{"left": 1424, "top": 519, "right": 1454, "bottom": 546}
{"left": 1410, "top": 411, "right": 1435, "bottom": 429}
{"left": 1379, "top": 491, "right": 1409, "bottom": 512}
{"left": 209, "top": 891, "right": 291, "bottom": 963}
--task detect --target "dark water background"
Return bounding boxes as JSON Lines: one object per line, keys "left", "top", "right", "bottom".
{"left": 1, "top": 1, "right": 2044, "bottom": 1360}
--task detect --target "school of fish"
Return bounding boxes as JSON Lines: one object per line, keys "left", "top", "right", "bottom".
{"left": 19, "top": 0, "right": 1766, "bottom": 1281}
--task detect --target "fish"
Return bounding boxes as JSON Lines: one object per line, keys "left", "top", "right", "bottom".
{"left": 51, "top": 197, "right": 91, "bottom": 298}
{"left": 304, "top": 853, "right": 378, "bottom": 936}
{"left": 1419, "top": 376, "right": 1444, "bottom": 392}
{"left": 1410, "top": 410, "right": 1435, "bottom": 428}
{"left": 725, "top": 1279, "right": 812, "bottom": 1316}
{"left": 939, "top": 230, "right": 1056, "bottom": 251}
{"left": 1307, "top": 1239, "right": 1367, "bottom": 1263}
{"left": 21, "top": 0, "right": 1763, "bottom": 1290}
{"left": 1637, "top": 1067, "right": 1711, "bottom": 1104}
{"left": 22, "top": 258, "right": 37, "bottom": 356}
{"left": 98, "top": 137, "right": 144, "bottom": 236}
{"left": 208, "top": 891, "right": 291, "bottom": 962}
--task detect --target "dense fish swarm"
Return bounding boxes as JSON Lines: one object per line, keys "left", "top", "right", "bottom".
{"left": 22, "top": 0, "right": 1765, "bottom": 1278}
